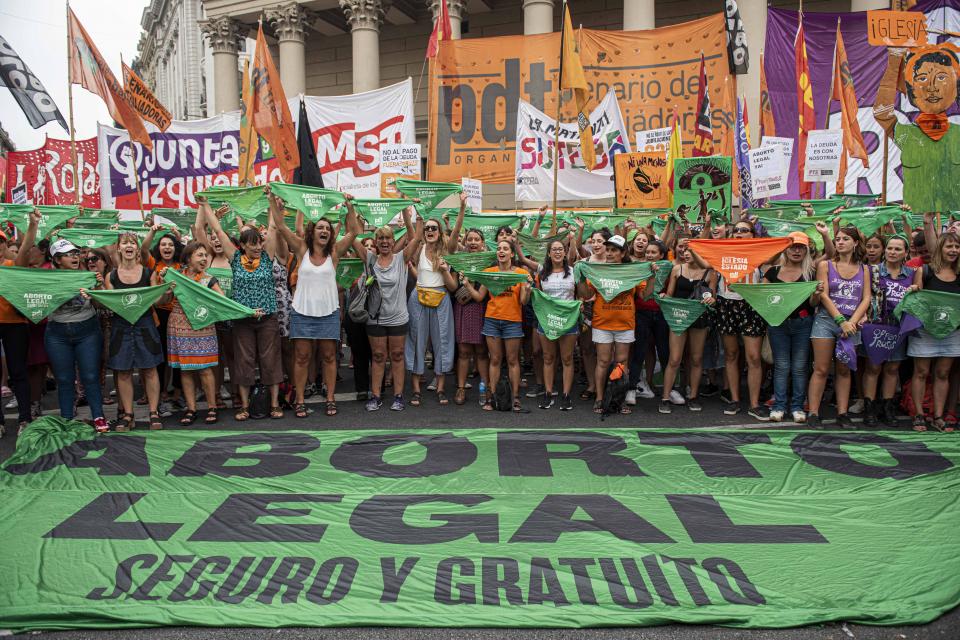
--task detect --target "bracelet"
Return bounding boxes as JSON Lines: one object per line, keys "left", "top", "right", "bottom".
{"left": 834, "top": 314, "right": 847, "bottom": 326}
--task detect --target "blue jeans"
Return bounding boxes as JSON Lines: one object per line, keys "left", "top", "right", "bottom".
{"left": 767, "top": 316, "right": 814, "bottom": 413}
{"left": 44, "top": 317, "right": 104, "bottom": 420}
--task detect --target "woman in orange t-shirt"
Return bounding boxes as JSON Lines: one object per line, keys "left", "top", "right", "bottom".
{"left": 462, "top": 239, "right": 531, "bottom": 412}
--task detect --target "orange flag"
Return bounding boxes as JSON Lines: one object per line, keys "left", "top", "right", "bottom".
{"left": 121, "top": 62, "right": 172, "bottom": 131}
{"left": 759, "top": 53, "right": 776, "bottom": 139}
{"left": 561, "top": 5, "right": 597, "bottom": 171}
{"left": 688, "top": 237, "right": 792, "bottom": 284}
{"left": 795, "top": 19, "right": 814, "bottom": 199}
{"left": 237, "top": 60, "right": 259, "bottom": 186}
{"left": 426, "top": 0, "right": 451, "bottom": 59}
{"left": 67, "top": 8, "right": 151, "bottom": 149}
{"left": 832, "top": 22, "right": 869, "bottom": 194}
{"left": 250, "top": 23, "right": 299, "bottom": 181}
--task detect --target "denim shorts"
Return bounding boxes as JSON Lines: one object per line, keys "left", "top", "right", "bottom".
{"left": 482, "top": 317, "right": 524, "bottom": 339}
{"left": 289, "top": 309, "right": 341, "bottom": 340}
{"left": 810, "top": 310, "right": 861, "bottom": 345}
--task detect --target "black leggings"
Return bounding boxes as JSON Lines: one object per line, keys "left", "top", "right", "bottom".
{"left": 631, "top": 308, "right": 669, "bottom": 387}
{"left": 343, "top": 315, "right": 371, "bottom": 394}
{"left": 155, "top": 309, "right": 181, "bottom": 394}
{"left": 0, "top": 323, "right": 31, "bottom": 423}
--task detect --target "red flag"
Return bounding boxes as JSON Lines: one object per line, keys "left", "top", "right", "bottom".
{"left": 250, "top": 23, "right": 299, "bottom": 181}
{"left": 426, "top": 0, "right": 452, "bottom": 59}
{"left": 759, "top": 53, "right": 776, "bottom": 139}
{"left": 795, "top": 19, "right": 815, "bottom": 199}
{"left": 692, "top": 53, "right": 714, "bottom": 157}
{"left": 832, "top": 22, "right": 869, "bottom": 194}
{"left": 67, "top": 8, "right": 152, "bottom": 150}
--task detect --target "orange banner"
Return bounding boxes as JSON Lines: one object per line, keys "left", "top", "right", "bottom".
{"left": 614, "top": 152, "right": 669, "bottom": 208}
{"left": 428, "top": 13, "right": 734, "bottom": 184}
{"left": 688, "top": 237, "right": 792, "bottom": 284}
{"left": 122, "top": 62, "right": 172, "bottom": 131}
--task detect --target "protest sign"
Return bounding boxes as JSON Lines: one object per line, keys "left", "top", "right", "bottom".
{"left": 760, "top": 136, "right": 794, "bottom": 171}
{"left": 673, "top": 156, "right": 733, "bottom": 222}
{"left": 867, "top": 10, "right": 927, "bottom": 47}
{"left": 614, "top": 152, "right": 670, "bottom": 208}
{"left": 380, "top": 144, "right": 421, "bottom": 198}
{"left": 461, "top": 177, "right": 482, "bottom": 213}
{"left": 635, "top": 127, "right": 673, "bottom": 152}
{"left": 4, "top": 137, "right": 99, "bottom": 208}
{"left": 748, "top": 145, "right": 788, "bottom": 199}
{"left": 803, "top": 130, "right": 844, "bottom": 182}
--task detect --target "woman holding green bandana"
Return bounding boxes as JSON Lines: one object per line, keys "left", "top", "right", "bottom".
{"left": 452, "top": 228, "right": 491, "bottom": 407}
{"left": 534, "top": 240, "right": 578, "bottom": 411}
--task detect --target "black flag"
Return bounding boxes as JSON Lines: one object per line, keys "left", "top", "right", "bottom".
{"left": 293, "top": 99, "right": 324, "bottom": 187}
{"left": 724, "top": 0, "right": 749, "bottom": 75}
{"left": 0, "top": 34, "right": 68, "bottom": 131}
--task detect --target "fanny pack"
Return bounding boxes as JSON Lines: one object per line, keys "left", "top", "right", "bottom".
{"left": 417, "top": 286, "right": 446, "bottom": 308}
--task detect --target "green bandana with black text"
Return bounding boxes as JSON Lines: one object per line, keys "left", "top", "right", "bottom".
{"left": 0, "top": 266, "right": 95, "bottom": 322}
{"left": 658, "top": 295, "right": 710, "bottom": 334}
{"left": 269, "top": 183, "right": 345, "bottom": 222}
{"left": 393, "top": 179, "right": 462, "bottom": 217}
{"left": 531, "top": 289, "right": 581, "bottom": 340}
{"left": 351, "top": 199, "right": 414, "bottom": 228}
{"left": 461, "top": 269, "right": 528, "bottom": 296}
{"left": 573, "top": 261, "right": 652, "bottom": 302}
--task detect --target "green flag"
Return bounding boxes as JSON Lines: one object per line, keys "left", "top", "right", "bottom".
{"left": 86, "top": 284, "right": 172, "bottom": 324}
{"left": 152, "top": 208, "right": 197, "bottom": 230}
{"left": 531, "top": 289, "right": 581, "bottom": 340}
{"left": 753, "top": 217, "right": 824, "bottom": 252}
{"left": 443, "top": 251, "right": 497, "bottom": 274}
{"left": 205, "top": 267, "right": 234, "bottom": 299}
{"left": 351, "top": 198, "right": 414, "bottom": 228}
{"left": 335, "top": 258, "right": 365, "bottom": 288}
{"left": 837, "top": 207, "right": 902, "bottom": 237}
{"left": 765, "top": 199, "right": 843, "bottom": 215}
{"left": 0, "top": 266, "right": 95, "bottom": 322}
{"left": 393, "top": 179, "right": 462, "bottom": 217}
{"left": 461, "top": 214, "right": 523, "bottom": 240}
{"left": 196, "top": 185, "right": 269, "bottom": 222}
{"left": 461, "top": 269, "right": 528, "bottom": 296}
{"left": 573, "top": 261, "right": 652, "bottom": 302}
{"left": 0, "top": 204, "right": 79, "bottom": 238}
{"left": 729, "top": 281, "right": 819, "bottom": 327}
{"left": 268, "top": 183, "right": 345, "bottom": 222}
{"left": 163, "top": 268, "right": 255, "bottom": 329}
{"left": 614, "top": 208, "right": 672, "bottom": 229}
{"left": 643, "top": 260, "right": 674, "bottom": 300}
{"left": 658, "top": 295, "right": 710, "bottom": 334}
{"left": 70, "top": 209, "right": 120, "bottom": 229}
{"left": 516, "top": 230, "right": 570, "bottom": 257}
{"left": 53, "top": 229, "right": 119, "bottom": 249}
{"left": 894, "top": 289, "right": 960, "bottom": 339}
{"left": 571, "top": 212, "right": 629, "bottom": 233}
{"left": 830, "top": 193, "right": 880, "bottom": 208}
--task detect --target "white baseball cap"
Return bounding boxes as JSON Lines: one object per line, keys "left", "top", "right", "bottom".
{"left": 604, "top": 234, "right": 626, "bottom": 250}
{"left": 50, "top": 239, "right": 79, "bottom": 256}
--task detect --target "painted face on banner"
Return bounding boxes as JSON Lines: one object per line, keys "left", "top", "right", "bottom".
{"left": 905, "top": 45, "right": 960, "bottom": 115}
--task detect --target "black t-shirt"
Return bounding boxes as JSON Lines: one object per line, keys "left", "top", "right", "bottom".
{"left": 764, "top": 265, "right": 814, "bottom": 320}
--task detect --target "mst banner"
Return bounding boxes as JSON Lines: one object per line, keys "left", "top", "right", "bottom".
{"left": 2, "top": 419, "right": 959, "bottom": 632}
{"left": 515, "top": 91, "right": 630, "bottom": 201}
{"left": 429, "top": 13, "right": 735, "bottom": 184}
{"left": 4, "top": 137, "right": 100, "bottom": 208}
{"left": 98, "top": 80, "right": 415, "bottom": 209}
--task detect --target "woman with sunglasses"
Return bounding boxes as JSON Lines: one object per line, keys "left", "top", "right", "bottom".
{"left": 405, "top": 205, "right": 462, "bottom": 407}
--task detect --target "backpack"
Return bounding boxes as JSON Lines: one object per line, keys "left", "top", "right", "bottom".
{"left": 600, "top": 362, "right": 628, "bottom": 420}
{"left": 248, "top": 382, "right": 270, "bottom": 420}
{"left": 490, "top": 378, "right": 512, "bottom": 411}
{"left": 347, "top": 262, "right": 382, "bottom": 323}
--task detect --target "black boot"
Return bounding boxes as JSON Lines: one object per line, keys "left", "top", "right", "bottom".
{"left": 863, "top": 398, "right": 879, "bottom": 428}
{"left": 881, "top": 398, "right": 899, "bottom": 428}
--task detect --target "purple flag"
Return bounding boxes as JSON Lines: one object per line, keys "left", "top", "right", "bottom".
{"left": 835, "top": 335, "right": 858, "bottom": 371}
{"left": 861, "top": 323, "right": 905, "bottom": 366}
{"left": 899, "top": 312, "right": 924, "bottom": 336}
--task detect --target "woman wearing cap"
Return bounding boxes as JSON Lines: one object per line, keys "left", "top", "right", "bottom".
{"left": 578, "top": 234, "right": 639, "bottom": 415}
{"left": 575, "top": 224, "right": 609, "bottom": 402}
{"left": 763, "top": 232, "right": 820, "bottom": 423}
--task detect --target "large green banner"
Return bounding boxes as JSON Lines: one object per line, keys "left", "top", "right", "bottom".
{"left": 2, "top": 419, "right": 959, "bottom": 632}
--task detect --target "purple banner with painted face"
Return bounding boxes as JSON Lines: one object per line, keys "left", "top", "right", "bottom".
{"left": 861, "top": 322, "right": 906, "bottom": 366}
{"left": 764, "top": 0, "right": 960, "bottom": 199}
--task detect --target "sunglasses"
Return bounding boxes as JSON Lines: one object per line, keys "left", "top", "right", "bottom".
{"left": 734, "top": 227, "right": 752, "bottom": 233}
{"left": 60, "top": 250, "right": 81, "bottom": 258}
{"left": 85, "top": 256, "right": 103, "bottom": 263}
{"left": 424, "top": 226, "right": 441, "bottom": 232}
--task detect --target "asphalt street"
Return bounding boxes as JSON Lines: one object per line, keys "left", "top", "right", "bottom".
{"left": 2, "top": 366, "right": 957, "bottom": 640}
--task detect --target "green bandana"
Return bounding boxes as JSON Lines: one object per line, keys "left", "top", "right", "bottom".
{"left": 393, "top": 179, "right": 462, "bottom": 217}
{"left": 729, "top": 281, "right": 819, "bottom": 327}
{"left": 152, "top": 208, "right": 197, "bottom": 230}
{"left": 573, "top": 261, "right": 653, "bottom": 302}
{"left": 196, "top": 185, "right": 269, "bottom": 222}
{"left": 205, "top": 268, "right": 234, "bottom": 299}
{"left": 0, "top": 204, "right": 79, "bottom": 238}
{"left": 531, "top": 289, "right": 581, "bottom": 340}
{"left": 163, "top": 268, "right": 255, "bottom": 329}
{"left": 268, "top": 183, "right": 345, "bottom": 222}
{"left": 86, "top": 284, "right": 172, "bottom": 324}
{"left": 571, "top": 212, "right": 628, "bottom": 233}
{"left": 643, "top": 260, "right": 674, "bottom": 300}
{"left": 650, "top": 216, "right": 668, "bottom": 237}
{"left": 753, "top": 217, "right": 824, "bottom": 252}
{"left": 351, "top": 198, "right": 415, "bottom": 228}
{"left": 516, "top": 230, "right": 570, "bottom": 258}
{"left": 894, "top": 289, "right": 960, "bottom": 339}
{"left": 657, "top": 296, "right": 709, "bottom": 334}
{"left": 766, "top": 199, "right": 843, "bottom": 215}
{"left": 54, "top": 229, "right": 119, "bottom": 249}
{"left": 70, "top": 209, "right": 120, "bottom": 229}
{"left": 335, "top": 258, "right": 365, "bottom": 288}
{"left": 830, "top": 193, "right": 880, "bottom": 208}
{"left": 461, "top": 269, "right": 528, "bottom": 296}
{"left": 0, "top": 266, "right": 95, "bottom": 322}
{"left": 444, "top": 251, "right": 497, "bottom": 274}
{"left": 837, "top": 206, "right": 902, "bottom": 237}
{"left": 614, "top": 208, "right": 672, "bottom": 229}
{"left": 461, "top": 214, "right": 523, "bottom": 240}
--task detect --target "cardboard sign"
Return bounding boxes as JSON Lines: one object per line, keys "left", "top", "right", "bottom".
{"left": 635, "top": 127, "right": 673, "bottom": 153}
{"left": 748, "top": 145, "right": 788, "bottom": 198}
{"left": 461, "top": 177, "right": 482, "bottom": 213}
{"left": 761, "top": 136, "right": 794, "bottom": 171}
{"left": 867, "top": 11, "right": 927, "bottom": 48}
{"left": 803, "top": 130, "right": 844, "bottom": 182}
{"left": 380, "top": 144, "right": 421, "bottom": 198}
{"left": 614, "top": 152, "right": 670, "bottom": 208}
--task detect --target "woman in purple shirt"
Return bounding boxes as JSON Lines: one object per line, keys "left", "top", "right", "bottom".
{"left": 807, "top": 226, "right": 872, "bottom": 429}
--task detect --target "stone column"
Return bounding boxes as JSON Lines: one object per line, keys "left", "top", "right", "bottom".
{"left": 522, "top": 0, "right": 554, "bottom": 35}
{"left": 738, "top": 0, "right": 766, "bottom": 140}
{"left": 199, "top": 16, "right": 243, "bottom": 113}
{"left": 340, "top": 0, "right": 386, "bottom": 94}
{"left": 267, "top": 2, "right": 312, "bottom": 97}
{"left": 851, "top": 0, "right": 890, "bottom": 10}
{"left": 623, "top": 0, "right": 654, "bottom": 31}
{"left": 428, "top": 0, "right": 466, "bottom": 40}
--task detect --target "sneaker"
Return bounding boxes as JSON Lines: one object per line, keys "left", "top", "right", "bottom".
{"left": 365, "top": 396, "right": 383, "bottom": 412}
{"left": 748, "top": 405, "right": 771, "bottom": 421}
{"left": 220, "top": 385, "right": 231, "bottom": 400}
{"left": 625, "top": 390, "right": 637, "bottom": 406}
{"left": 807, "top": 413, "right": 823, "bottom": 429}
{"left": 668, "top": 390, "right": 686, "bottom": 405}
{"left": 723, "top": 400, "right": 741, "bottom": 416}
{"left": 719, "top": 389, "right": 734, "bottom": 405}
{"left": 769, "top": 410, "right": 785, "bottom": 422}
{"left": 427, "top": 379, "right": 438, "bottom": 392}
{"left": 687, "top": 398, "right": 702, "bottom": 412}
{"left": 93, "top": 416, "right": 109, "bottom": 433}
{"left": 636, "top": 379, "right": 655, "bottom": 399}
{"left": 304, "top": 383, "right": 317, "bottom": 399}
{"left": 390, "top": 396, "right": 405, "bottom": 411}
{"left": 539, "top": 393, "right": 554, "bottom": 410}
{"left": 848, "top": 398, "right": 865, "bottom": 415}
{"left": 559, "top": 394, "right": 573, "bottom": 411}
{"left": 526, "top": 383, "right": 544, "bottom": 398}
{"left": 4, "top": 397, "right": 16, "bottom": 409}
{"left": 157, "top": 401, "right": 174, "bottom": 418}
{"left": 837, "top": 413, "right": 855, "bottom": 429}
{"left": 699, "top": 383, "right": 720, "bottom": 398}
{"left": 792, "top": 410, "right": 807, "bottom": 424}
{"left": 658, "top": 400, "right": 673, "bottom": 414}
{"left": 30, "top": 401, "right": 42, "bottom": 420}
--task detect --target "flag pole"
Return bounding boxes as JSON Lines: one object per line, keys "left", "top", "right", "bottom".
{"left": 822, "top": 18, "right": 839, "bottom": 199}
{"left": 66, "top": 1, "right": 81, "bottom": 206}
{"left": 120, "top": 53, "right": 147, "bottom": 220}
{"left": 551, "top": 0, "right": 567, "bottom": 228}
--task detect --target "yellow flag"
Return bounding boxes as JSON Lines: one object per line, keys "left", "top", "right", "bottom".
{"left": 237, "top": 60, "right": 258, "bottom": 186}
{"left": 667, "top": 106, "right": 683, "bottom": 205}
{"left": 561, "top": 5, "right": 596, "bottom": 171}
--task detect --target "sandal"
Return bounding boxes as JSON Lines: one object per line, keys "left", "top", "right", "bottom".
{"left": 270, "top": 406, "right": 284, "bottom": 420}
{"left": 149, "top": 412, "right": 163, "bottom": 430}
{"left": 235, "top": 407, "right": 250, "bottom": 422}
{"left": 593, "top": 400, "right": 603, "bottom": 415}
{"left": 326, "top": 401, "right": 338, "bottom": 416}
{"left": 454, "top": 387, "right": 466, "bottom": 405}
{"left": 512, "top": 398, "right": 529, "bottom": 414}
{"left": 295, "top": 403, "right": 309, "bottom": 419}
{"left": 410, "top": 392, "right": 422, "bottom": 407}
{"left": 931, "top": 416, "right": 954, "bottom": 433}
{"left": 115, "top": 412, "right": 135, "bottom": 433}
{"left": 620, "top": 405, "right": 633, "bottom": 415}
{"left": 580, "top": 389, "right": 596, "bottom": 401}
{"left": 482, "top": 399, "right": 493, "bottom": 412}
{"left": 912, "top": 414, "right": 928, "bottom": 432}
{"left": 204, "top": 409, "right": 218, "bottom": 424}
{"left": 179, "top": 410, "right": 197, "bottom": 426}
{"left": 438, "top": 391, "right": 449, "bottom": 406}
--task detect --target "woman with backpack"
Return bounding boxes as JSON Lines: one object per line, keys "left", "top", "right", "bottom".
{"left": 534, "top": 239, "right": 578, "bottom": 411}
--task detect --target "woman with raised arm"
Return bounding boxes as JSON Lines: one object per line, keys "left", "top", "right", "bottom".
{"left": 268, "top": 189, "right": 360, "bottom": 417}
{"left": 451, "top": 228, "right": 491, "bottom": 406}
{"left": 535, "top": 239, "right": 578, "bottom": 410}
{"left": 141, "top": 224, "right": 184, "bottom": 414}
